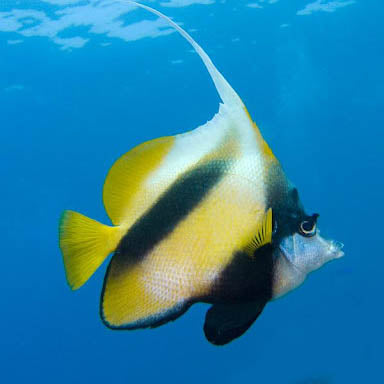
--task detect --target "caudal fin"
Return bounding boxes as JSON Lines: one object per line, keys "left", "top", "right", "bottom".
{"left": 59, "top": 211, "right": 123, "bottom": 290}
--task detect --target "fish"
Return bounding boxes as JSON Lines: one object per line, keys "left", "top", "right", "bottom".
{"left": 58, "top": 2, "right": 344, "bottom": 346}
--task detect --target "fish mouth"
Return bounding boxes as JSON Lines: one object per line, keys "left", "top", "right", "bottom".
{"left": 328, "top": 240, "right": 345, "bottom": 259}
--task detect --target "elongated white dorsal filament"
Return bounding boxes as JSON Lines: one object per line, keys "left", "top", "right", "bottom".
{"left": 127, "top": 1, "right": 244, "bottom": 109}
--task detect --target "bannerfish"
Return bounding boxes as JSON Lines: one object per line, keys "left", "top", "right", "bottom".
{"left": 59, "top": 2, "right": 344, "bottom": 346}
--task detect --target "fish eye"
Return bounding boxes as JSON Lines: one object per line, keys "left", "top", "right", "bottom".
{"left": 299, "top": 214, "right": 319, "bottom": 237}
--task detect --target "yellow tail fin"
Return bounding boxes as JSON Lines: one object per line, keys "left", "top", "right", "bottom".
{"left": 59, "top": 210, "right": 123, "bottom": 290}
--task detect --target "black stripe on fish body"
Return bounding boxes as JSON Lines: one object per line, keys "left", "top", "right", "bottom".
{"left": 203, "top": 163, "right": 302, "bottom": 306}
{"left": 207, "top": 244, "right": 275, "bottom": 304}
{"left": 112, "top": 159, "right": 232, "bottom": 274}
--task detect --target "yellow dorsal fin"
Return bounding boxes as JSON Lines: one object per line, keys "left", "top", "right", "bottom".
{"left": 103, "top": 136, "right": 174, "bottom": 225}
{"left": 244, "top": 208, "right": 273, "bottom": 257}
{"left": 59, "top": 210, "right": 124, "bottom": 290}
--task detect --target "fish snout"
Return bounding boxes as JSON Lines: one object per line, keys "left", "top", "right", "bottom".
{"left": 327, "top": 240, "right": 344, "bottom": 259}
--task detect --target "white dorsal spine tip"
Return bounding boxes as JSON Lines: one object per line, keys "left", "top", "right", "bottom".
{"left": 126, "top": 1, "right": 244, "bottom": 109}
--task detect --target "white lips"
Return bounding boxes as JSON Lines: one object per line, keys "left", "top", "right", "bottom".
{"left": 329, "top": 240, "right": 345, "bottom": 259}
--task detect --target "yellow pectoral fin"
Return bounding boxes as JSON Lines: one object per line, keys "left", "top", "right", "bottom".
{"left": 59, "top": 211, "right": 124, "bottom": 290}
{"left": 243, "top": 208, "right": 273, "bottom": 257}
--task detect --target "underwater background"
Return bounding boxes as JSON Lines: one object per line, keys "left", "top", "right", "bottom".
{"left": 1, "top": 0, "right": 383, "bottom": 383}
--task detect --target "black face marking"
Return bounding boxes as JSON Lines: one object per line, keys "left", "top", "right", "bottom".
{"left": 111, "top": 160, "right": 231, "bottom": 274}
{"left": 264, "top": 162, "right": 309, "bottom": 242}
{"left": 264, "top": 162, "right": 323, "bottom": 274}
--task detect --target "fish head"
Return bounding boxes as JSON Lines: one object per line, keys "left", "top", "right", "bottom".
{"left": 278, "top": 224, "right": 344, "bottom": 276}
{"left": 271, "top": 183, "right": 344, "bottom": 275}
{"left": 270, "top": 182, "right": 344, "bottom": 298}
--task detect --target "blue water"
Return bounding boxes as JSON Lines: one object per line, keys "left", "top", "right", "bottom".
{"left": 1, "top": 1, "right": 383, "bottom": 383}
